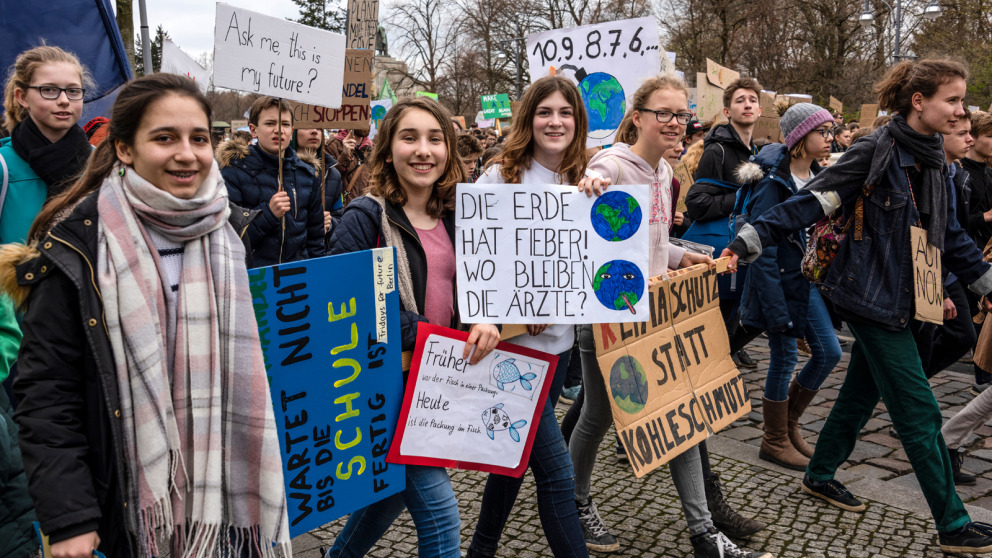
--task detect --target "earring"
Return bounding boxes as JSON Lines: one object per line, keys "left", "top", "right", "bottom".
{"left": 118, "top": 167, "right": 125, "bottom": 177}
{"left": 918, "top": 110, "right": 923, "bottom": 119}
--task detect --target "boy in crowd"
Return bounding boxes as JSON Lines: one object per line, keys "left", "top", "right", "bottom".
{"left": 457, "top": 133, "right": 484, "bottom": 182}
{"left": 219, "top": 96, "right": 327, "bottom": 267}
{"left": 964, "top": 112, "right": 992, "bottom": 392}
{"left": 687, "top": 76, "right": 762, "bottom": 369}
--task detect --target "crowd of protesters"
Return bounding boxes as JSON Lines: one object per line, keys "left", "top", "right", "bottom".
{"left": 2, "top": 41, "right": 992, "bottom": 558}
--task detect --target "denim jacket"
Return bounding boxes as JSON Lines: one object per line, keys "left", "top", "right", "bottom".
{"left": 731, "top": 127, "right": 992, "bottom": 330}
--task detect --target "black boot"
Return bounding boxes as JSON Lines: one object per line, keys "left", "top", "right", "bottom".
{"left": 949, "top": 446, "right": 977, "bottom": 486}
{"left": 704, "top": 473, "right": 765, "bottom": 538}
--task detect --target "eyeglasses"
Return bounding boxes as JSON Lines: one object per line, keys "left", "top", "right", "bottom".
{"left": 26, "top": 85, "right": 85, "bottom": 101}
{"left": 637, "top": 109, "right": 693, "bottom": 125}
{"left": 811, "top": 128, "right": 836, "bottom": 139}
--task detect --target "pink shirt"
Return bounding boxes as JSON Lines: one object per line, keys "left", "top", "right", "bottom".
{"left": 417, "top": 221, "right": 456, "bottom": 327}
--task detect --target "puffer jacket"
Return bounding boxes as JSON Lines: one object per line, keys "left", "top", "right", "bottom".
{"left": 687, "top": 123, "right": 757, "bottom": 222}
{"left": 328, "top": 196, "right": 455, "bottom": 363}
{"left": 3, "top": 193, "right": 258, "bottom": 556}
{"left": 298, "top": 149, "right": 345, "bottom": 222}
{"left": 964, "top": 157, "right": 992, "bottom": 251}
{"left": 219, "top": 139, "right": 327, "bottom": 267}
{"left": 736, "top": 144, "right": 819, "bottom": 337}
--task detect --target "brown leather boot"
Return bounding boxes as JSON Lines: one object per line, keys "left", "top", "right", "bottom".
{"left": 759, "top": 397, "right": 809, "bottom": 471}
{"left": 787, "top": 379, "right": 819, "bottom": 458}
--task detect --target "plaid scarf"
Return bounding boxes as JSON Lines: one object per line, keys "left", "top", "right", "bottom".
{"left": 97, "top": 162, "right": 290, "bottom": 558}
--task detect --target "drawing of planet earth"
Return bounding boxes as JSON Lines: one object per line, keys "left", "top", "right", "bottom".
{"left": 580, "top": 72, "right": 625, "bottom": 141}
{"left": 592, "top": 260, "right": 644, "bottom": 314}
{"left": 610, "top": 355, "right": 648, "bottom": 414}
{"left": 371, "top": 104, "right": 388, "bottom": 129}
{"left": 591, "top": 190, "right": 642, "bottom": 241}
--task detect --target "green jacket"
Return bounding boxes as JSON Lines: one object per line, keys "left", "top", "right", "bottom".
{"left": 0, "top": 137, "right": 49, "bottom": 245}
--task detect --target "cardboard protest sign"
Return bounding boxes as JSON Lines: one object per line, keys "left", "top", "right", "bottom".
{"left": 594, "top": 259, "right": 751, "bottom": 478}
{"left": 481, "top": 94, "right": 512, "bottom": 119}
{"left": 213, "top": 3, "right": 346, "bottom": 107}
{"left": 861, "top": 103, "right": 879, "bottom": 122}
{"left": 475, "top": 110, "right": 495, "bottom": 128}
{"left": 456, "top": 183, "right": 650, "bottom": 324}
{"left": 759, "top": 91, "right": 777, "bottom": 116}
{"left": 288, "top": 49, "right": 373, "bottom": 129}
{"left": 231, "top": 119, "right": 248, "bottom": 130}
{"left": 369, "top": 99, "right": 392, "bottom": 139}
{"left": 696, "top": 59, "right": 740, "bottom": 122}
{"left": 248, "top": 248, "right": 405, "bottom": 535}
{"left": 829, "top": 96, "right": 843, "bottom": 114}
{"left": 753, "top": 116, "right": 782, "bottom": 144}
{"left": 388, "top": 324, "right": 559, "bottom": 476}
{"left": 526, "top": 17, "right": 661, "bottom": 147}
{"left": 161, "top": 39, "right": 209, "bottom": 94}
{"left": 346, "top": 0, "right": 380, "bottom": 50}
{"left": 911, "top": 226, "right": 943, "bottom": 325}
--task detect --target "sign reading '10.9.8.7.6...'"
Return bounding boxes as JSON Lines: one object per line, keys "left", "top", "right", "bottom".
{"left": 526, "top": 17, "right": 661, "bottom": 147}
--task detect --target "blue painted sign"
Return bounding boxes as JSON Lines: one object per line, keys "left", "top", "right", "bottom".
{"left": 249, "top": 248, "right": 405, "bottom": 536}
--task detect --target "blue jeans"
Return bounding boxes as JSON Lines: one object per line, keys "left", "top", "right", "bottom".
{"left": 764, "top": 287, "right": 841, "bottom": 400}
{"left": 469, "top": 350, "right": 588, "bottom": 557}
{"left": 326, "top": 465, "right": 460, "bottom": 558}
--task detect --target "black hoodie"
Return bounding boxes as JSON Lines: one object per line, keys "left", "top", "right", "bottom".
{"left": 686, "top": 123, "right": 756, "bottom": 222}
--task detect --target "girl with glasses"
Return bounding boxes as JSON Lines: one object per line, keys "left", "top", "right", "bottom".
{"left": 1, "top": 46, "right": 93, "bottom": 244}
{"left": 733, "top": 100, "right": 842, "bottom": 472}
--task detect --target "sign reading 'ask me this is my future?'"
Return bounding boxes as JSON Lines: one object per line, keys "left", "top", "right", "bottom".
{"left": 213, "top": 3, "right": 346, "bottom": 107}
{"left": 526, "top": 17, "right": 661, "bottom": 147}
{"left": 456, "top": 183, "right": 649, "bottom": 324}
{"left": 248, "top": 248, "right": 405, "bottom": 536}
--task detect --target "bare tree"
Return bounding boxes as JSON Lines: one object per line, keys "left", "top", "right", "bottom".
{"left": 385, "top": 0, "right": 459, "bottom": 94}
{"left": 116, "top": 0, "right": 135, "bottom": 73}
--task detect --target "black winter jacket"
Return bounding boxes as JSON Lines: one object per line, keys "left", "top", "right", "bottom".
{"left": 687, "top": 123, "right": 757, "bottom": 222}
{"left": 328, "top": 196, "right": 456, "bottom": 358}
{"left": 8, "top": 194, "right": 257, "bottom": 556}
{"left": 964, "top": 157, "right": 992, "bottom": 251}
{"left": 220, "top": 141, "right": 327, "bottom": 267}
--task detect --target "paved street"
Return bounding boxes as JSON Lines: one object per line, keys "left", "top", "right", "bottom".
{"left": 291, "top": 335, "right": 992, "bottom": 557}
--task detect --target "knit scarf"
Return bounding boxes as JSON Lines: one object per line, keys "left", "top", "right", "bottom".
{"left": 10, "top": 118, "right": 91, "bottom": 197}
{"left": 97, "top": 162, "right": 290, "bottom": 558}
{"left": 887, "top": 113, "right": 948, "bottom": 250}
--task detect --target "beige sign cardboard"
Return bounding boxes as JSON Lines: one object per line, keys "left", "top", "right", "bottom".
{"left": 829, "top": 96, "right": 843, "bottom": 113}
{"left": 753, "top": 116, "right": 782, "bottom": 144}
{"left": 911, "top": 226, "right": 943, "bottom": 325}
{"left": 696, "top": 60, "right": 740, "bottom": 122}
{"left": 346, "top": 0, "right": 380, "bottom": 50}
{"left": 288, "top": 49, "right": 373, "bottom": 130}
{"left": 594, "top": 259, "right": 749, "bottom": 477}
{"left": 759, "top": 91, "right": 777, "bottom": 116}
{"left": 861, "top": 104, "right": 879, "bottom": 122}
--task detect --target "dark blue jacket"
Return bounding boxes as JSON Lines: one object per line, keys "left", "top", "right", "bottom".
{"left": 730, "top": 126, "right": 992, "bottom": 330}
{"left": 737, "top": 144, "right": 818, "bottom": 337}
{"left": 220, "top": 142, "right": 327, "bottom": 267}
{"left": 328, "top": 196, "right": 456, "bottom": 358}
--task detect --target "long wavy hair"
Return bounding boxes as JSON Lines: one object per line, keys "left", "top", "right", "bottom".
{"left": 366, "top": 96, "right": 464, "bottom": 218}
{"left": 496, "top": 76, "right": 588, "bottom": 185}
{"left": 29, "top": 74, "right": 212, "bottom": 242}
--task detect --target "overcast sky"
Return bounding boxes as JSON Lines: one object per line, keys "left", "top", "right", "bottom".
{"left": 118, "top": 0, "right": 307, "bottom": 59}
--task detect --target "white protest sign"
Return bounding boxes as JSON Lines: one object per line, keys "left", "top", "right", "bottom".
{"left": 456, "top": 183, "right": 650, "bottom": 324}
{"left": 388, "top": 324, "right": 558, "bottom": 476}
{"left": 369, "top": 99, "right": 392, "bottom": 140}
{"left": 161, "top": 39, "right": 209, "bottom": 94}
{"left": 213, "top": 3, "right": 346, "bottom": 107}
{"left": 526, "top": 17, "right": 661, "bottom": 147}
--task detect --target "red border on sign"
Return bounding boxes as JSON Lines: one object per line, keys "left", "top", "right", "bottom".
{"left": 386, "top": 323, "right": 559, "bottom": 478}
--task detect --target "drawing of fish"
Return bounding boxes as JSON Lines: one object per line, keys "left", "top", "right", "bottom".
{"left": 481, "top": 403, "right": 527, "bottom": 442}
{"left": 492, "top": 358, "right": 537, "bottom": 391}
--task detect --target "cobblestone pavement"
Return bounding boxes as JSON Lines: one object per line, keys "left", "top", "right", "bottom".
{"left": 291, "top": 334, "right": 992, "bottom": 557}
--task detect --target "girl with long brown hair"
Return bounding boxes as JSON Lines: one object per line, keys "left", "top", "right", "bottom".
{"left": 466, "top": 75, "right": 589, "bottom": 558}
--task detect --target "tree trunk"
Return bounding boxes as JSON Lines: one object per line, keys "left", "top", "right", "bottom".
{"left": 116, "top": 0, "right": 136, "bottom": 74}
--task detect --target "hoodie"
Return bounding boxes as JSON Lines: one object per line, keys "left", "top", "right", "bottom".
{"left": 587, "top": 143, "right": 686, "bottom": 277}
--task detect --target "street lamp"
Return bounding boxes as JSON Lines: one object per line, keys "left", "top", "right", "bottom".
{"left": 859, "top": 1, "right": 942, "bottom": 64}
{"left": 496, "top": 38, "right": 527, "bottom": 101}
